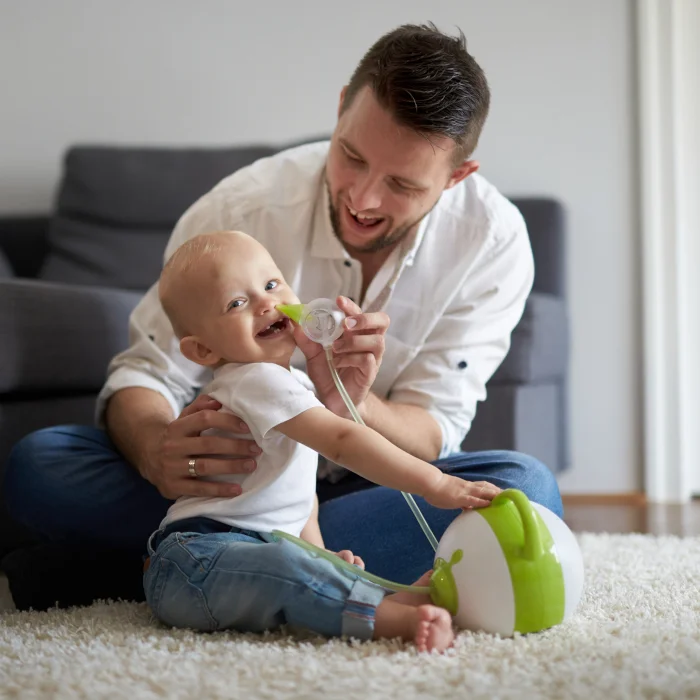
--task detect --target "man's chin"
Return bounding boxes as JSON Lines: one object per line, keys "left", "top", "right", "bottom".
{"left": 340, "top": 226, "right": 393, "bottom": 254}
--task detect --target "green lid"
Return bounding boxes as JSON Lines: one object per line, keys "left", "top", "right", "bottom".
{"left": 478, "top": 489, "right": 565, "bottom": 633}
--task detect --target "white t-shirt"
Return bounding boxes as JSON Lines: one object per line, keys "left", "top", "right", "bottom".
{"left": 162, "top": 362, "right": 324, "bottom": 537}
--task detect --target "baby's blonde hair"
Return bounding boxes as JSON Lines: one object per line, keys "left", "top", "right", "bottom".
{"left": 159, "top": 231, "right": 244, "bottom": 338}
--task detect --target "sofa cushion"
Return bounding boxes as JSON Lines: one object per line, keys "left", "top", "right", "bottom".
{"left": 510, "top": 199, "right": 566, "bottom": 298}
{"left": 38, "top": 145, "right": 278, "bottom": 290}
{"left": 0, "top": 249, "right": 13, "bottom": 279}
{"left": 461, "top": 381, "right": 567, "bottom": 472}
{"left": 490, "top": 292, "right": 568, "bottom": 384}
{"left": 0, "top": 278, "right": 142, "bottom": 393}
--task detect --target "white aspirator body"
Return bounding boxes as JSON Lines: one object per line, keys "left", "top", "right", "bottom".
{"left": 434, "top": 489, "right": 585, "bottom": 636}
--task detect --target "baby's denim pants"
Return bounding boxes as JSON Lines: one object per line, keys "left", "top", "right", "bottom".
{"left": 144, "top": 516, "right": 388, "bottom": 640}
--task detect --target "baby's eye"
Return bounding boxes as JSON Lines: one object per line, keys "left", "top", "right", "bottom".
{"left": 265, "top": 280, "right": 279, "bottom": 291}
{"left": 228, "top": 299, "right": 245, "bottom": 310}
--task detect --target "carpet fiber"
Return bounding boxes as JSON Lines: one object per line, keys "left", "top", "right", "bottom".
{"left": 1, "top": 533, "right": 699, "bottom": 699}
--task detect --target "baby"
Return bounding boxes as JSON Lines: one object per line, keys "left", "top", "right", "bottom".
{"left": 145, "top": 230, "right": 500, "bottom": 652}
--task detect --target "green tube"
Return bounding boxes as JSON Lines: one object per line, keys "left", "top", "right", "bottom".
{"left": 271, "top": 529, "right": 431, "bottom": 594}
{"left": 324, "top": 347, "right": 439, "bottom": 552}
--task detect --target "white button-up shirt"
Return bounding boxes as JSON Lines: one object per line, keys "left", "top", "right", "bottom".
{"left": 96, "top": 141, "right": 533, "bottom": 464}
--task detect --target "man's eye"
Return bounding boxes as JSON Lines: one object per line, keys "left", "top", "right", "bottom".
{"left": 266, "top": 280, "right": 279, "bottom": 291}
{"left": 344, "top": 149, "right": 362, "bottom": 163}
{"left": 392, "top": 179, "right": 411, "bottom": 192}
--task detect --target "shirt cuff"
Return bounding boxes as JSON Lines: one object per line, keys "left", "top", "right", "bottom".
{"left": 427, "top": 408, "right": 469, "bottom": 459}
{"left": 95, "top": 367, "right": 183, "bottom": 429}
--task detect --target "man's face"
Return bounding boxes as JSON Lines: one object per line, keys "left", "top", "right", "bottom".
{"left": 325, "top": 86, "right": 475, "bottom": 256}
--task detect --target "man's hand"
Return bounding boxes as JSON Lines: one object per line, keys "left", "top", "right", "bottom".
{"left": 142, "top": 394, "right": 261, "bottom": 500}
{"left": 424, "top": 474, "right": 502, "bottom": 511}
{"left": 294, "top": 296, "right": 389, "bottom": 417}
{"left": 331, "top": 550, "right": 365, "bottom": 569}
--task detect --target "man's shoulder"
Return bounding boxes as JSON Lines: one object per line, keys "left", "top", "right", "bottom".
{"left": 170, "top": 141, "right": 329, "bottom": 241}
{"left": 434, "top": 173, "right": 528, "bottom": 256}
{"left": 441, "top": 173, "right": 526, "bottom": 233}
{"left": 209, "top": 140, "right": 330, "bottom": 209}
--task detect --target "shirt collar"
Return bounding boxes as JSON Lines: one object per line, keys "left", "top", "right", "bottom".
{"left": 310, "top": 178, "right": 348, "bottom": 260}
{"left": 404, "top": 210, "right": 431, "bottom": 267}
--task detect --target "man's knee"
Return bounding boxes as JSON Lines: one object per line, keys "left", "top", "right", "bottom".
{"left": 504, "top": 450, "right": 562, "bottom": 517}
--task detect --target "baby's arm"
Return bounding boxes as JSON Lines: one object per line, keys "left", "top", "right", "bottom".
{"left": 276, "top": 408, "right": 500, "bottom": 510}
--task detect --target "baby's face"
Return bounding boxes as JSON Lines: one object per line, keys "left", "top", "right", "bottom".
{"left": 186, "top": 238, "right": 300, "bottom": 366}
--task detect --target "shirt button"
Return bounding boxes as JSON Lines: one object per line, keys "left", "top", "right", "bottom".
{"left": 344, "top": 260, "right": 352, "bottom": 267}
{"left": 458, "top": 360, "right": 468, "bottom": 369}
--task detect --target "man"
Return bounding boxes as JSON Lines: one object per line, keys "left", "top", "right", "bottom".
{"left": 4, "top": 23, "right": 562, "bottom": 609}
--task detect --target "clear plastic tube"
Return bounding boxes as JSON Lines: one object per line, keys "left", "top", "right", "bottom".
{"left": 324, "top": 346, "right": 439, "bottom": 552}
{"left": 271, "top": 529, "right": 431, "bottom": 594}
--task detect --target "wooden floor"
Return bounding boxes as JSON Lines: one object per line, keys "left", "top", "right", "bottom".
{"left": 562, "top": 497, "right": 700, "bottom": 536}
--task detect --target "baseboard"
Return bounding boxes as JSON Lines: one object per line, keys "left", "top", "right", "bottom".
{"left": 561, "top": 492, "right": 647, "bottom": 506}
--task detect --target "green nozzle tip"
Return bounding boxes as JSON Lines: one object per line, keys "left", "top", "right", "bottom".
{"left": 276, "top": 304, "right": 305, "bottom": 324}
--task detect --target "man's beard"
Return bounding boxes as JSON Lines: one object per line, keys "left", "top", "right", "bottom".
{"left": 326, "top": 183, "right": 428, "bottom": 255}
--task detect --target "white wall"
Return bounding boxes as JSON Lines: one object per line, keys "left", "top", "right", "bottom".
{"left": 0, "top": 0, "right": 640, "bottom": 494}
{"left": 680, "top": 0, "right": 700, "bottom": 497}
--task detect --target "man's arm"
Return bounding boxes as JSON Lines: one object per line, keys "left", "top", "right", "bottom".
{"left": 106, "top": 387, "right": 255, "bottom": 500}
{"left": 360, "top": 393, "right": 442, "bottom": 462}
{"left": 105, "top": 387, "right": 175, "bottom": 479}
{"left": 364, "top": 219, "right": 534, "bottom": 460}
{"left": 303, "top": 208, "right": 534, "bottom": 462}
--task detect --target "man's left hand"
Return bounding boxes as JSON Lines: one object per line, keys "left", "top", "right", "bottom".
{"left": 294, "top": 296, "right": 389, "bottom": 418}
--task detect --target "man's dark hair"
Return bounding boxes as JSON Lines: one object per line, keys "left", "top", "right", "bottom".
{"left": 342, "top": 23, "right": 490, "bottom": 162}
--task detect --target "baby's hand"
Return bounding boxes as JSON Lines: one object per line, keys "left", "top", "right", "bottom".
{"left": 425, "top": 474, "right": 501, "bottom": 510}
{"left": 331, "top": 549, "right": 365, "bottom": 569}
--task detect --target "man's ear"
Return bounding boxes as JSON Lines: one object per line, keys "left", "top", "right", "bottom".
{"left": 445, "top": 159, "right": 480, "bottom": 190}
{"left": 337, "top": 86, "right": 348, "bottom": 119}
{"left": 180, "top": 336, "right": 221, "bottom": 367}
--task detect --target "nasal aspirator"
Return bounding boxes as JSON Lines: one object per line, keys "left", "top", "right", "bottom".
{"left": 273, "top": 298, "right": 585, "bottom": 634}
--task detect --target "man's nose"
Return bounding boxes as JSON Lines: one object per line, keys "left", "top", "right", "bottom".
{"left": 349, "top": 173, "right": 382, "bottom": 212}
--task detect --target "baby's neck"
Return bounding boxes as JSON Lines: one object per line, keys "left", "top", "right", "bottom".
{"left": 215, "top": 357, "right": 292, "bottom": 372}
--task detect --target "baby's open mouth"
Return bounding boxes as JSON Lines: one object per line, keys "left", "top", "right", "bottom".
{"left": 257, "top": 317, "right": 290, "bottom": 338}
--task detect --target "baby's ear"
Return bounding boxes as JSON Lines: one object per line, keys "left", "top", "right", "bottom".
{"left": 180, "top": 336, "right": 221, "bottom": 366}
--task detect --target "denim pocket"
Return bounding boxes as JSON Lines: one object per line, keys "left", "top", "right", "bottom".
{"left": 145, "top": 535, "right": 218, "bottom": 631}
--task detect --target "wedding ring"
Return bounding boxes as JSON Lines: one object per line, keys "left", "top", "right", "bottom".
{"left": 188, "top": 458, "right": 198, "bottom": 478}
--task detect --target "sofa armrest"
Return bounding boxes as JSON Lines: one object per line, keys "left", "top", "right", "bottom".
{"left": 0, "top": 215, "right": 51, "bottom": 278}
{"left": 0, "top": 248, "right": 13, "bottom": 279}
{"left": 0, "top": 278, "right": 142, "bottom": 393}
{"left": 490, "top": 292, "right": 569, "bottom": 385}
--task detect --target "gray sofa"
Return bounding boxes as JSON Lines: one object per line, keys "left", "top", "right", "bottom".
{"left": 0, "top": 140, "right": 569, "bottom": 559}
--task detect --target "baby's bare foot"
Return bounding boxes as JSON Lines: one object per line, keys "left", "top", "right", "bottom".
{"left": 414, "top": 605, "right": 454, "bottom": 653}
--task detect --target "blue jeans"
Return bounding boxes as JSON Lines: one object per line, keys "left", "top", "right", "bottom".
{"left": 4, "top": 425, "right": 563, "bottom": 589}
{"left": 144, "top": 517, "right": 386, "bottom": 638}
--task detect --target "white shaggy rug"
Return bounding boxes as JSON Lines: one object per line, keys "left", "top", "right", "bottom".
{"left": 1, "top": 533, "right": 699, "bottom": 700}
